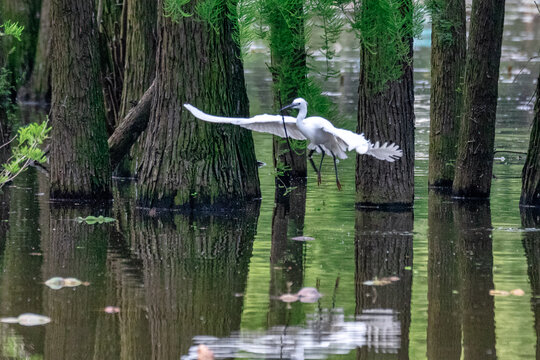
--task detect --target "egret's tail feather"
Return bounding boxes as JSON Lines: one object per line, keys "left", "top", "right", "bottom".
{"left": 366, "top": 141, "right": 403, "bottom": 162}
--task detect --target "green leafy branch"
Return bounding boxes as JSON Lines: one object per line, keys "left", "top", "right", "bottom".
{"left": 0, "top": 121, "right": 51, "bottom": 189}
{"left": 0, "top": 20, "right": 24, "bottom": 41}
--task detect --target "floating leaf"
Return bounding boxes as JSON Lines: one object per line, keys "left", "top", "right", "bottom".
{"left": 76, "top": 216, "right": 116, "bottom": 224}
{"left": 104, "top": 306, "right": 120, "bottom": 314}
{"left": 291, "top": 236, "right": 315, "bottom": 242}
{"left": 296, "top": 287, "right": 322, "bottom": 303}
{"left": 1, "top": 313, "right": 50, "bottom": 326}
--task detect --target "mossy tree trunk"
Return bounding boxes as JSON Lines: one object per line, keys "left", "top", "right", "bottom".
{"left": 136, "top": 1, "right": 260, "bottom": 209}
{"left": 97, "top": 0, "right": 126, "bottom": 134}
{"left": 28, "top": 0, "right": 51, "bottom": 103}
{"left": 268, "top": 0, "right": 307, "bottom": 181}
{"left": 428, "top": 0, "right": 466, "bottom": 188}
{"left": 452, "top": 0, "right": 505, "bottom": 198}
{"left": 115, "top": 0, "right": 156, "bottom": 176}
{"left": 356, "top": 0, "right": 415, "bottom": 208}
{"left": 520, "top": 68, "right": 540, "bottom": 206}
{"left": 49, "top": 0, "right": 111, "bottom": 200}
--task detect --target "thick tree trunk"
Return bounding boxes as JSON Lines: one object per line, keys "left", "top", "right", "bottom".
{"left": 115, "top": 0, "right": 156, "bottom": 176}
{"left": 356, "top": 2, "right": 415, "bottom": 208}
{"left": 428, "top": 0, "right": 466, "bottom": 188}
{"left": 98, "top": 0, "right": 126, "bottom": 134}
{"left": 49, "top": 0, "right": 111, "bottom": 200}
{"left": 108, "top": 79, "right": 155, "bottom": 169}
{"left": 136, "top": 0, "right": 260, "bottom": 209}
{"left": 520, "top": 68, "right": 540, "bottom": 206}
{"left": 268, "top": 0, "right": 307, "bottom": 181}
{"left": 453, "top": 201, "right": 496, "bottom": 359}
{"left": 28, "top": 0, "right": 51, "bottom": 103}
{"left": 0, "top": 0, "right": 41, "bottom": 98}
{"left": 452, "top": 0, "right": 505, "bottom": 198}
{"left": 427, "top": 191, "right": 461, "bottom": 359}
{"left": 355, "top": 209, "right": 413, "bottom": 359}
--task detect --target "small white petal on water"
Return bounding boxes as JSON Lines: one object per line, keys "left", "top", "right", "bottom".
{"left": 296, "top": 287, "right": 322, "bottom": 303}
{"left": 45, "top": 277, "right": 87, "bottom": 290}
{"left": 291, "top": 236, "right": 315, "bottom": 242}
{"left": 279, "top": 294, "right": 299, "bottom": 303}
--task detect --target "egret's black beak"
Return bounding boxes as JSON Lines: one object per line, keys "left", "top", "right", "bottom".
{"left": 280, "top": 103, "right": 294, "bottom": 112}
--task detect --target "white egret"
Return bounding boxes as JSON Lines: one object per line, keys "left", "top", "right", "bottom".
{"left": 183, "top": 98, "right": 402, "bottom": 190}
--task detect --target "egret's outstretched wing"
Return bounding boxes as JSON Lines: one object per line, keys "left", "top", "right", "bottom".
{"left": 183, "top": 104, "right": 306, "bottom": 140}
{"left": 316, "top": 119, "right": 402, "bottom": 162}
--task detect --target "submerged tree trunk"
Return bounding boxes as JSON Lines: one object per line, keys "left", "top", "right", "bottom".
{"left": 428, "top": 0, "right": 466, "bottom": 188}
{"left": 28, "top": 0, "right": 51, "bottom": 103}
{"left": 136, "top": 1, "right": 260, "bottom": 209}
{"left": 452, "top": 0, "right": 505, "bottom": 198}
{"left": 356, "top": 0, "right": 415, "bottom": 208}
{"left": 520, "top": 67, "right": 540, "bottom": 206}
{"left": 115, "top": 0, "right": 156, "bottom": 176}
{"left": 49, "top": 0, "right": 111, "bottom": 200}
{"left": 268, "top": 0, "right": 307, "bottom": 181}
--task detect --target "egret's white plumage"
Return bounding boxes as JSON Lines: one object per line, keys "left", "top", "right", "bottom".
{"left": 183, "top": 98, "right": 402, "bottom": 189}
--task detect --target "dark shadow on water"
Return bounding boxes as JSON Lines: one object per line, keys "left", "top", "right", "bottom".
{"left": 268, "top": 178, "right": 307, "bottom": 327}
{"left": 453, "top": 200, "right": 497, "bottom": 360}
{"left": 354, "top": 208, "right": 413, "bottom": 359}
{"left": 427, "top": 191, "right": 461, "bottom": 360}
{"left": 520, "top": 207, "right": 540, "bottom": 360}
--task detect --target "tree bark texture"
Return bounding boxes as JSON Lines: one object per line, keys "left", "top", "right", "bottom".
{"left": 108, "top": 79, "right": 155, "bottom": 169}
{"left": 115, "top": 0, "right": 157, "bottom": 176}
{"left": 428, "top": 0, "right": 466, "bottom": 188}
{"left": 355, "top": 209, "right": 413, "bottom": 359}
{"left": 521, "top": 68, "right": 540, "bottom": 206}
{"left": 49, "top": 0, "right": 111, "bottom": 200}
{"left": 356, "top": 10, "right": 415, "bottom": 208}
{"left": 98, "top": 0, "right": 127, "bottom": 134}
{"left": 427, "top": 191, "right": 461, "bottom": 360}
{"left": 136, "top": 1, "right": 260, "bottom": 209}
{"left": 28, "top": 0, "right": 51, "bottom": 103}
{"left": 0, "top": 0, "right": 41, "bottom": 97}
{"left": 268, "top": 0, "right": 307, "bottom": 180}
{"left": 452, "top": 0, "right": 505, "bottom": 198}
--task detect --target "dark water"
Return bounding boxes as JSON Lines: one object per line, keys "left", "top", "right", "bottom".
{"left": 0, "top": 2, "right": 539, "bottom": 359}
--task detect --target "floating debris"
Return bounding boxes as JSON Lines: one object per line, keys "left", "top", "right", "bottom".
{"left": 363, "top": 277, "right": 400, "bottom": 286}
{"left": 510, "top": 289, "right": 525, "bottom": 296}
{"left": 76, "top": 216, "right": 116, "bottom": 224}
{"left": 45, "top": 277, "right": 89, "bottom": 290}
{"left": 197, "top": 344, "right": 215, "bottom": 360}
{"left": 296, "top": 287, "right": 322, "bottom": 303}
{"left": 104, "top": 306, "right": 121, "bottom": 314}
{"left": 291, "top": 236, "right": 315, "bottom": 242}
{"left": 1, "top": 313, "right": 51, "bottom": 326}
{"left": 489, "top": 289, "right": 525, "bottom": 297}
{"left": 279, "top": 294, "right": 299, "bottom": 303}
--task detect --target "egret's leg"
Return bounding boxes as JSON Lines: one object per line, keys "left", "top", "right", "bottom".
{"left": 330, "top": 151, "right": 342, "bottom": 191}
{"left": 308, "top": 149, "right": 319, "bottom": 175}
{"left": 317, "top": 146, "right": 325, "bottom": 186}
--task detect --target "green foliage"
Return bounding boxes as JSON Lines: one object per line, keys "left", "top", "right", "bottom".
{"left": 426, "top": 0, "right": 457, "bottom": 47}
{"left": 0, "top": 120, "right": 50, "bottom": 189}
{"left": 0, "top": 20, "right": 24, "bottom": 41}
{"left": 163, "top": 0, "right": 192, "bottom": 21}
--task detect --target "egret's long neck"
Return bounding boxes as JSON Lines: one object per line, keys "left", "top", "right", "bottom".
{"left": 296, "top": 104, "right": 308, "bottom": 124}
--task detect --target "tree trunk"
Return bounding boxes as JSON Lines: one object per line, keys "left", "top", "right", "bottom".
{"left": 520, "top": 68, "right": 540, "bottom": 206}
{"left": 97, "top": 0, "right": 126, "bottom": 134}
{"left": 0, "top": 0, "right": 41, "bottom": 98}
{"left": 452, "top": 0, "right": 505, "bottom": 198}
{"left": 428, "top": 0, "right": 466, "bottom": 188}
{"left": 28, "top": 0, "right": 51, "bottom": 103}
{"left": 49, "top": 0, "right": 111, "bottom": 200}
{"left": 268, "top": 0, "right": 307, "bottom": 181}
{"left": 356, "top": 0, "right": 415, "bottom": 208}
{"left": 136, "top": 0, "right": 260, "bottom": 209}
{"left": 115, "top": 0, "right": 156, "bottom": 176}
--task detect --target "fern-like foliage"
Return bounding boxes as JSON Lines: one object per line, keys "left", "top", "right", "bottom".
{"left": 0, "top": 120, "right": 50, "bottom": 189}
{"left": 0, "top": 20, "right": 24, "bottom": 41}
{"left": 163, "top": 0, "right": 192, "bottom": 21}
